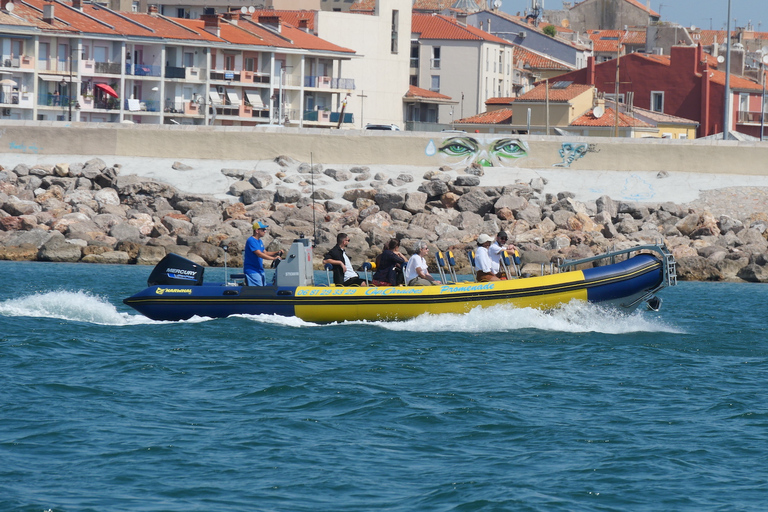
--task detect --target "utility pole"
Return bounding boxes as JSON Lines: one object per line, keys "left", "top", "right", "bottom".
{"left": 723, "top": 0, "right": 732, "bottom": 140}
{"left": 357, "top": 91, "right": 367, "bottom": 128}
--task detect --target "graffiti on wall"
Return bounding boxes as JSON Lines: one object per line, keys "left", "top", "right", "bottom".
{"left": 554, "top": 142, "right": 599, "bottom": 168}
{"left": 426, "top": 136, "right": 529, "bottom": 167}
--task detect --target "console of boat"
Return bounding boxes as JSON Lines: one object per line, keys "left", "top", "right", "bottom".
{"left": 123, "top": 238, "right": 677, "bottom": 323}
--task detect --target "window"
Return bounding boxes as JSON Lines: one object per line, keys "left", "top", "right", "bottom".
{"left": 430, "top": 75, "right": 440, "bottom": 92}
{"left": 651, "top": 91, "right": 664, "bottom": 112}
{"left": 94, "top": 46, "right": 107, "bottom": 63}
{"left": 391, "top": 10, "right": 399, "bottom": 53}
{"left": 431, "top": 47, "right": 440, "bottom": 69}
{"left": 244, "top": 58, "right": 255, "bottom": 72}
{"left": 224, "top": 55, "right": 235, "bottom": 71}
{"left": 184, "top": 52, "right": 194, "bottom": 67}
{"left": 410, "top": 44, "right": 419, "bottom": 68}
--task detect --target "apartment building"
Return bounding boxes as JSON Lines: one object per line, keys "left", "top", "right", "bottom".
{"left": 0, "top": 0, "right": 357, "bottom": 127}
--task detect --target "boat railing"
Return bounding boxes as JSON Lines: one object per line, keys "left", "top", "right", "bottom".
{"left": 559, "top": 243, "right": 677, "bottom": 288}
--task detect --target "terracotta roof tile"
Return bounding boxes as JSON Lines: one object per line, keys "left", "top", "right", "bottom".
{"left": 516, "top": 82, "right": 593, "bottom": 102}
{"left": 406, "top": 84, "right": 452, "bottom": 100}
{"left": 250, "top": 9, "right": 315, "bottom": 31}
{"left": 586, "top": 29, "right": 646, "bottom": 53}
{"left": 485, "top": 97, "right": 515, "bottom": 105}
{"left": 571, "top": 107, "right": 652, "bottom": 127}
{"left": 411, "top": 0, "right": 483, "bottom": 12}
{"left": 412, "top": 13, "right": 511, "bottom": 45}
{"left": 513, "top": 45, "right": 574, "bottom": 71}
{"left": 456, "top": 108, "right": 513, "bottom": 124}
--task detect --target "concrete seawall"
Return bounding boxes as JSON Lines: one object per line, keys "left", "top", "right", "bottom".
{"left": 1, "top": 121, "right": 767, "bottom": 175}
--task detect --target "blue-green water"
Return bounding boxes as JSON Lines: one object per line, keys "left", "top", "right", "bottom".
{"left": 1, "top": 260, "right": 767, "bottom": 511}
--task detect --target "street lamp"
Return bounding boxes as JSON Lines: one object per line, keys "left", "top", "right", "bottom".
{"left": 761, "top": 53, "right": 767, "bottom": 142}
{"left": 61, "top": 46, "right": 80, "bottom": 121}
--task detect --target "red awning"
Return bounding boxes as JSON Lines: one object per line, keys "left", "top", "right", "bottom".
{"left": 95, "top": 83, "right": 119, "bottom": 98}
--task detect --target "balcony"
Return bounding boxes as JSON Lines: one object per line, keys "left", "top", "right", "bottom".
{"left": 304, "top": 76, "right": 355, "bottom": 90}
{"left": 165, "top": 66, "right": 186, "bottom": 79}
{"left": 210, "top": 70, "right": 240, "bottom": 81}
{"left": 737, "top": 110, "right": 766, "bottom": 124}
{"left": 94, "top": 61, "right": 121, "bottom": 74}
{"left": 38, "top": 92, "right": 75, "bottom": 107}
{"left": 303, "top": 110, "right": 354, "bottom": 124}
{"left": 125, "top": 99, "right": 160, "bottom": 112}
{"left": 126, "top": 63, "right": 161, "bottom": 76}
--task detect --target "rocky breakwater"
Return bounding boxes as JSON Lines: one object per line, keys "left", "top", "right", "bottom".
{"left": 1, "top": 156, "right": 767, "bottom": 284}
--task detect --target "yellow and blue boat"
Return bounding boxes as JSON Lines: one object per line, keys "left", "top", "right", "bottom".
{"left": 124, "top": 238, "right": 677, "bottom": 322}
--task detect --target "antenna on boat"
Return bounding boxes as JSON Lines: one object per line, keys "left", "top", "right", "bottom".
{"left": 222, "top": 244, "right": 229, "bottom": 284}
{"left": 310, "top": 152, "right": 317, "bottom": 247}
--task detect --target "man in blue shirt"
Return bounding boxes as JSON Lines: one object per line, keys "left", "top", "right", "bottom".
{"left": 244, "top": 221, "right": 282, "bottom": 286}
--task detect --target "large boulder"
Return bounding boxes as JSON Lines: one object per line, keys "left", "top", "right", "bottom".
{"left": 456, "top": 190, "right": 493, "bottom": 216}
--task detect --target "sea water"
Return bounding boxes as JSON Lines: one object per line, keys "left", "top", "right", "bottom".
{"left": 1, "top": 260, "right": 766, "bottom": 511}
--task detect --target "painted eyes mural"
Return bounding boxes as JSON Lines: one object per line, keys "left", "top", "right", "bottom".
{"left": 426, "top": 136, "right": 529, "bottom": 167}
{"left": 426, "top": 137, "right": 598, "bottom": 168}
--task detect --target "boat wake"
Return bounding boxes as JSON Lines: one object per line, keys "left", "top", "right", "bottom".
{"left": 366, "top": 301, "right": 684, "bottom": 334}
{"left": 0, "top": 290, "right": 162, "bottom": 326}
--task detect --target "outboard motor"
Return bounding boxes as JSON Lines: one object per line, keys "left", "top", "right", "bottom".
{"left": 147, "top": 253, "right": 205, "bottom": 287}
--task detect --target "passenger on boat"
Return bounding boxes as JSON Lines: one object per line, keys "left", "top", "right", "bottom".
{"left": 405, "top": 241, "right": 441, "bottom": 286}
{"left": 323, "top": 233, "right": 367, "bottom": 287}
{"left": 489, "top": 231, "right": 518, "bottom": 279}
{"left": 474, "top": 234, "right": 500, "bottom": 282}
{"left": 372, "top": 238, "right": 407, "bottom": 286}
{"left": 243, "top": 221, "right": 282, "bottom": 286}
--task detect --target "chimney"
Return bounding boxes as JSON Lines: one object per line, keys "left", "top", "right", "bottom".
{"left": 223, "top": 10, "right": 240, "bottom": 24}
{"left": 298, "top": 18, "right": 309, "bottom": 32}
{"left": 43, "top": 1, "right": 55, "bottom": 23}
{"left": 148, "top": 4, "right": 158, "bottom": 15}
{"left": 72, "top": 0, "right": 82, "bottom": 10}
{"left": 201, "top": 13, "right": 221, "bottom": 37}
{"left": 259, "top": 15, "right": 281, "bottom": 33}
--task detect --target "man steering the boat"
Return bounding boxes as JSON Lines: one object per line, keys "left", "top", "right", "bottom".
{"left": 244, "top": 221, "right": 282, "bottom": 286}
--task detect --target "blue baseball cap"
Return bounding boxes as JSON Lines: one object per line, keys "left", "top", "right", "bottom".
{"left": 253, "top": 221, "right": 269, "bottom": 230}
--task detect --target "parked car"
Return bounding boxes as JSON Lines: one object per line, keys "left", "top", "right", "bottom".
{"left": 365, "top": 123, "right": 400, "bottom": 131}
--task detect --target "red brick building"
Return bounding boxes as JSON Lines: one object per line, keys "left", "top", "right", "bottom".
{"left": 550, "top": 44, "right": 766, "bottom": 138}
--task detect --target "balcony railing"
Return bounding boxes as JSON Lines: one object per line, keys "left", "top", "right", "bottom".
{"left": 38, "top": 92, "right": 74, "bottom": 107}
{"left": 124, "top": 99, "right": 160, "bottom": 112}
{"left": 126, "top": 63, "right": 161, "bottom": 76}
{"left": 410, "top": 57, "right": 419, "bottom": 68}
{"left": 165, "top": 66, "right": 186, "bottom": 79}
{"left": 95, "top": 62, "right": 121, "bottom": 74}
{"left": 210, "top": 70, "right": 240, "bottom": 81}
{"left": 737, "top": 110, "right": 766, "bottom": 124}
{"left": 0, "top": 92, "right": 19, "bottom": 105}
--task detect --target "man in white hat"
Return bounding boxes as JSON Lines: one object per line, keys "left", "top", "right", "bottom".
{"left": 474, "top": 234, "right": 499, "bottom": 282}
{"left": 244, "top": 221, "right": 282, "bottom": 286}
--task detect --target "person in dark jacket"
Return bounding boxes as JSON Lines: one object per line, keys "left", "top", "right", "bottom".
{"left": 323, "top": 233, "right": 367, "bottom": 286}
{"left": 372, "top": 238, "right": 407, "bottom": 286}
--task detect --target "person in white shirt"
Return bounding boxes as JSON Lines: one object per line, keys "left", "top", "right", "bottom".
{"left": 405, "top": 241, "right": 442, "bottom": 286}
{"left": 323, "top": 233, "right": 367, "bottom": 286}
{"left": 474, "top": 234, "right": 499, "bottom": 282}
{"left": 489, "top": 231, "right": 518, "bottom": 278}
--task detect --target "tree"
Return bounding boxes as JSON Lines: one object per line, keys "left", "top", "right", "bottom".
{"left": 543, "top": 25, "right": 557, "bottom": 37}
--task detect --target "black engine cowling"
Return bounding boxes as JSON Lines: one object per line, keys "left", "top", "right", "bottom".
{"left": 147, "top": 253, "right": 205, "bottom": 287}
